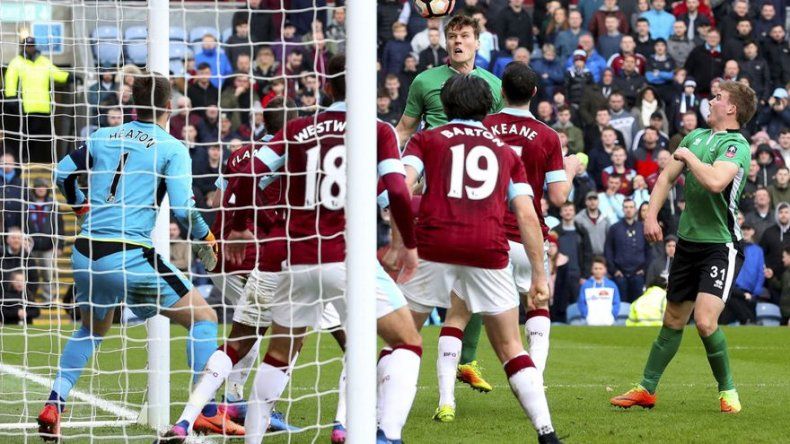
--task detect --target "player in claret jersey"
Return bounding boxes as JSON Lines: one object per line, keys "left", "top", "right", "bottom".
{"left": 224, "top": 55, "right": 423, "bottom": 444}
{"left": 398, "top": 75, "right": 560, "bottom": 443}
{"left": 483, "top": 62, "right": 579, "bottom": 375}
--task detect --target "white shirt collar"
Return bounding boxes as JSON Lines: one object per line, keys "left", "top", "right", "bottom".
{"left": 501, "top": 107, "right": 535, "bottom": 118}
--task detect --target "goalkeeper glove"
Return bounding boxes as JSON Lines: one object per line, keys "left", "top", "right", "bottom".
{"left": 193, "top": 231, "right": 219, "bottom": 272}
{"left": 73, "top": 204, "right": 90, "bottom": 216}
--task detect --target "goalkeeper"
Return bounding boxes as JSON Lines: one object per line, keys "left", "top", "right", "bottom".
{"left": 38, "top": 71, "right": 220, "bottom": 441}
{"left": 610, "top": 81, "right": 757, "bottom": 413}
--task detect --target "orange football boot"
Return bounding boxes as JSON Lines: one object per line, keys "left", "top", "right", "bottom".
{"left": 192, "top": 404, "right": 245, "bottom": 436}
{"left": 610, "top": 385, "right": 657, "bottom": 409}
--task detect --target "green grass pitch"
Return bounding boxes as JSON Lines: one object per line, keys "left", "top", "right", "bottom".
{"left": 1, "top": 324, "right": 788, "bottom": 443}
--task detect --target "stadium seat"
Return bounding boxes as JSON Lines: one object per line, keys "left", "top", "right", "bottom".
{"left": 567, "top": 303, "right": 586, "bottom": 325}
{"left": 169, "top": 41, "right": 192, "bottom": 61}
{"left": 190, "top": 26, "right": 219, "bottom": 42}
{"left": 169, "top": 60, "right": 185, "bottom": 76}
{"left": 125, "top": 41, "right": 147, "bottom": 66}
{"left": 91, "top": 26, "right": 123, "bottom": 67}
{"left": 221, "top": 27, "right": 233, "bottom": 43}
{"left": 615, "top": 302, "right": 630, "bottom": 326}
{"left": 170, "top": 26, "right": 188, "bottom": 42}
{"left": 756, "top": 302, "right": 782, "bottom": 326}
{"left": 124, "top": 26, "right": 148, "bottom": 41}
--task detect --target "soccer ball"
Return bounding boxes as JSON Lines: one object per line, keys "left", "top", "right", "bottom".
{"left": 413, "top": 0, "right": 455, "bottom": 18}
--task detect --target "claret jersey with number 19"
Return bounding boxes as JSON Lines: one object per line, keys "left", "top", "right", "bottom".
{"left": 402, "top": 120, "right": 533, "bottom": 269}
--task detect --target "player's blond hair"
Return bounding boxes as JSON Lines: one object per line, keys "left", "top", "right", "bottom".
{"left": 719, "top": 81, "right": 757, "bottom": 127}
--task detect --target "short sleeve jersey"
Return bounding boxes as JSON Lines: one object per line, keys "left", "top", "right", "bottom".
{"left": 254, "top": 102, "right": 405, "bottom": 265}
{"left": 483, "top": 108, "right": 566, "bottom": 241}
{"left": 402, "top": 120, "right": 533, "bottom": 269}
{"left": 213, "top": 140, "right": 286, "bottom": 273}
{"left": 676, "top": 128, "right": 751, "bottom": 243}
{"left": 403, "top": 65, "right": 504, "bottom": 129}
{"left": 74, "top": 121, "right": 208, "bottom": 246}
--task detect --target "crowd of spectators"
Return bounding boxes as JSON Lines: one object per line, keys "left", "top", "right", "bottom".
{"left": 0, "top": 0, "right": 789, "bottom": 326}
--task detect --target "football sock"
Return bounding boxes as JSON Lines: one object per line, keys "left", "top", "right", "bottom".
{"left": 379, "top": 345, "right": 422, "bottom": 440}
{"left": 377, "top": 347, "right": 393, "bottom": 423}
{"left": 701, "top": 328, "right": 735, "bottom": 391}
{"left": 505, "top": 352, "right": 554, "bottom": 436}
{"left": 334, "top": 364, "right": 347, "bottom": 426}
{"left": 49, "top": 326, "right": 103, "bottom": 412}
{"left": 640, "top": 326, "right": 683, "bottom": 394}
{"left": 525, "top": 309, "right": 551, "bottom": 374}
{"left": 177, "top": 347, "right": 239, "bottom": 427}
{"left": 460, "top": 314, "right": 482, "bottom": 364}
{"left": 438, "top": 327, "right": 463, "bottom": 407}
{"left": 245, "top": 354, "right": 290, "bottom": 444}
{"left": 226, "top": 337, "right": 261, "bottom": 401}
{"left": 187, "top": 320, "right": 219, "bottom": 384}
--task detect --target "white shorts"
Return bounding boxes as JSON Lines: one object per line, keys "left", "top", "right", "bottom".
{"left": 209, "top": 273, "right": 247, "bottom": 305}
{"left": 271, "top": 262, "right": 406, "bottom": 328}
{"left": 232, "top": 269, "right": 276, "bottom": 327}
{"left": 508, "top": 240, "right": 551, "bottom": 294}
{"left": 400, "top": 259, "right": 519, "bottom": 315}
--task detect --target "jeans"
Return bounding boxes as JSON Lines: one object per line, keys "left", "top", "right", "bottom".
{"left": 614, "top": 272, "right": 645, "bottom": 303}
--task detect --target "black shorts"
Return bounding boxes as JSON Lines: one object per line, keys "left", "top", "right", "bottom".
{"left": 666, "top": 239, "right": 744, "bottom": 303}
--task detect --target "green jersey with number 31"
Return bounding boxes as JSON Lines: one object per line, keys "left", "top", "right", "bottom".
{"left": 676, "top": 128, "right": 751, "bottom": 244}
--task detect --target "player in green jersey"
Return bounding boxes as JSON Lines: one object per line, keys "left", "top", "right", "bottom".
{"left": 390, "top": 14, "right": 503, "bottom": 400}
{"left": 611, "top": 81, "right": 757, "bottom": 413}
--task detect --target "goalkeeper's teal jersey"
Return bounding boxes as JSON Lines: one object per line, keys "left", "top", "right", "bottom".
{"left": 676, "top": 128, "right": 751, "bottom": 244}
{"left": 56, "top": 120, "right": 209, "bottom": 247}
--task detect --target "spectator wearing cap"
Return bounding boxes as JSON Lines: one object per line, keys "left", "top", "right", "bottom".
{"left": 575, "top": 191, "right": 611, "bottom": 255}
{"left": 193, "top": 34, "right": 233, "bottom": 90}
{"left": 645, "top": 234, "right": 676, "bottom": 292}
{"left": 596, "top": 15, "right": 624, "bottom": 61}
{"left": 25, "top": 178, "right": 63, "bottom": 302}
{"left": 571, "top": 153, "right": 597, "bottom": 210}
{"left": 494, "top": 0, "right": 534, "bottom": 52}
{"left": 640, "top": 0, "right": 674, "bottom": 41}
{"left": 555, "top": 10, "right": 586, "bottom": 61}
{"left": 676, "top": 0, "right": 713, "bottom": 42}
{"left": 761, "top": 25, "right": 790, "bottom": 88}
{"left": 740, "top": 40, "right": 772, "bottom": 105}
{"left": 607, "top": 35, "right": 647, "bottom": 76}
{"left": 670, "top": 78, "right": 701, "bottom": 131}
{"left": 633, "top": 18, "right": 655, "bottom": 58}
{"left": 564, "top": 49, "right": 595, "bottom": 108}
{"left": 768, "top": 166, "right": 790, "bottom": 210}
{"left": 588, "top": 0, "right": 629, "bottom": 39}
{"left": 566, "top": 33, "right": 607, "bottom": 82}
{"left": 684, "top": 28, "right": 724, "bottom": 96}
{"left": 3, "top": 36, "right": 74, "bottom": 163}
{"left": 667, "top": 20, "right": 695, "bottom": 67}
{"left": 758, "top": 88, "right": 790, "bottom": 140}
{"left": 632, "top": 110, "right": 669, "bottom": 151}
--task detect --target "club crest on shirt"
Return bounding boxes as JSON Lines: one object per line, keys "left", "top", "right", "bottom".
{"left": 725, "top": 145, "right": 737, "bottom": 158}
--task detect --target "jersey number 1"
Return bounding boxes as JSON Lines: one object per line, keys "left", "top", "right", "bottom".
{"left": 448, "top": 144, "right": 499, "bottom": 200}
{"left": 106, "top": 152, "right": 129, "bottom": 203}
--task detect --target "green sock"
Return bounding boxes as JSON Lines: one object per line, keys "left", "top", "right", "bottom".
{"left": 640, "top": 326, "right": 684, "bottom": 394}
{"left": 701, "top": 328, "right": 735, "bottom": 391}
{"left": 460, "top": 314, "right": 483, "bottom": 364}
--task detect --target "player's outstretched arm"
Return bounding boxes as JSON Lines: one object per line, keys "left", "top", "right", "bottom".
{"left": 55, "top": 145, "right": 89, "bottom": 215}
{"left": 644, "top": 157, "right": 685, "bottom": 243}
{"left": 513, "top": 195, "right": 549, "bottom": 302}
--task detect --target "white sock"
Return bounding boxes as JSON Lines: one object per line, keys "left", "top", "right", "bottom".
{"left": 245, "top": 355, "right": 291, "bottom": 444}
{"left": 376, "top": 348, "right": 393, "bottom": 424}
{"left": 379, "top": 346, "right": 421, "bottom": 440}
{"left": 226, "top": 338, "right": 261, "bottom": 401}
{"left": 437, "top": 327, "right": 463, "bottom": 408}
{"left": 178, "top": 350, "right": 233, "bottom": 426}
{"left": 505, "top": 352, "right": 554, "bottom": 436}
{"left": 334, "top": 364, "right": 347, "bottom": 425}
{"left": 525, "top": 309, "right": 551, "bottom": 374}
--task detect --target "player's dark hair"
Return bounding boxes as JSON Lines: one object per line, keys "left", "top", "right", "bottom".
{"left": 445, "top": 14, "right": 480, "bottom": 40}
{"left": 133, "top": 70, "right": 170, "bottom": 121}
{"left": 441, "top": 75, "right": 492, "bottom": 122}
{"left": 501, "top": 62, "right": 538, "bottom": 106}
{"left": 326, "top": 54, "right": 346, "bottom": 101}
{"left": 263, "top": 97, "right": 297, "bottom": 135}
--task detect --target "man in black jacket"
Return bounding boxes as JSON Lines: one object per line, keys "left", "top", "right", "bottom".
{"left": 551, "top": 202, "right": 594, "bottom": 322}
{"left": 761, "top": 24, "right": 790, "bottom": 87}
{"left": 495, "top": 0, "right": 534, "bottom": 52}
{"left": 684, "top": 28, "right": 723, "bottom": 96}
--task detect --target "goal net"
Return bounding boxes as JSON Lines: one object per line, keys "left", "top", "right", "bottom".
{"left": 0, "top": 0, "right": 373, "bottom": 441}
